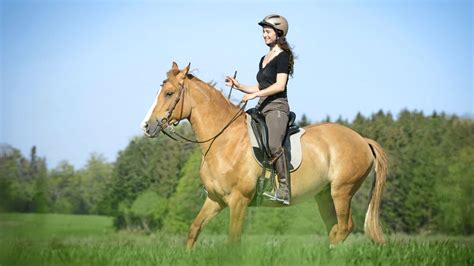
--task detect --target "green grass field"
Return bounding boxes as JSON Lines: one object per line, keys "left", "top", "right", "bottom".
{"left": 0, "top": 213, "right": 472, "bottom": 266}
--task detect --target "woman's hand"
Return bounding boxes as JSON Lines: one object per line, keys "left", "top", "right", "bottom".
{"left": 242, "top": 92, "right": 258, "bottom": 102}
{"left": 225, "top": 76, "right": 240, "bottom": 89}
{"left": 225, "top": 77, "right": 260, "bottom": 94}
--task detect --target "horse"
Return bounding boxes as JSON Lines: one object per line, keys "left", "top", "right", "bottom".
{"left": 141, "top": 62, "right": 388, "bottom": 249}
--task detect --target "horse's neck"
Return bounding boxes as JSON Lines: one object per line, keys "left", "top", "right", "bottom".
{"left": 187, "top": 79, "right": 246, "bottom": 152}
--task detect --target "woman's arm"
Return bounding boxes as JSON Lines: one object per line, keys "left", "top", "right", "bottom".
{"left": 242, "top": 73, "right": 288, "bottom": 101}
{"left": 225, "top": 76, "right": 260, "bottom": 93}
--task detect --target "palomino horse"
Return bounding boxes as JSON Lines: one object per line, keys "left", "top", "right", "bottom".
{"left": 141, "top": 62, "right": 388, "bottom": 248}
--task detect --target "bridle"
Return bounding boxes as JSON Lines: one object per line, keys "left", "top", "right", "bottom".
{"left": 161, "top": 79, "right": 186, "bottom": 128}
{"left": 150, "top": 76, "right": 247, "bottom": 144}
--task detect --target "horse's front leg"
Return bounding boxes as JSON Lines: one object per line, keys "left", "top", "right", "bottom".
{"left": 187, "top": 197, "right": 224, "bottom": 249}
{"left": 227, "top": 192, "right": 251, "bottom": 243}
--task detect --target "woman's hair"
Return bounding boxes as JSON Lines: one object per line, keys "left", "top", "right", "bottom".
{"left": 277, "top": 37, "right": 295, "bottom": 77}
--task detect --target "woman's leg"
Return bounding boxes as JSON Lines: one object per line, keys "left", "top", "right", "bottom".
{"left": 265, "top": 109, "right": 289, "bottom": 155}
{"left": 264, "top": 110, "right": 290, "bottom": 204}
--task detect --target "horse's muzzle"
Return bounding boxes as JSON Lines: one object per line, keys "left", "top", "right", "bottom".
{"left": 142, "top": 119, "right": 162, "bottom": 138}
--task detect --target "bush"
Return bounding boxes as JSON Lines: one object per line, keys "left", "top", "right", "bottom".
{"left": 114, "top": 191, "right": 168, "bottom": 233}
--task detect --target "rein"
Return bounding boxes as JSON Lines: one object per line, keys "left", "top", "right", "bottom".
{"left": 156, "top": 78, "right": 248, "bottom": 144}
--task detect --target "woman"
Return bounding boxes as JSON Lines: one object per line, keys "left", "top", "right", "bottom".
{"left": 225, "top": 14, "right": 295, "bottom": 205}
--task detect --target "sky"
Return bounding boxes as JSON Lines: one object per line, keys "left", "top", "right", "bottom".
{"left": 1, "top": 0, "right": 472, "bottom": 169}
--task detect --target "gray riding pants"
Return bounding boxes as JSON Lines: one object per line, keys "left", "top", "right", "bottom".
{"left": 263, "top": 109, "right": 289, "bottom": 156}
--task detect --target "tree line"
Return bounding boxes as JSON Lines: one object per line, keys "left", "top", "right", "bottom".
{"left": 0, "top": 109, "right": 472, "bottom": 235}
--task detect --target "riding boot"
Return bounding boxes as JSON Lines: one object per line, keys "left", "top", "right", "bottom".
{"left": 264, "top": 148, "right": 291, "bottom": 205}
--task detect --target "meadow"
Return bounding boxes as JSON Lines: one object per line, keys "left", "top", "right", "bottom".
{"left": 0, "top": 213, "right": 472, "bottom": 266}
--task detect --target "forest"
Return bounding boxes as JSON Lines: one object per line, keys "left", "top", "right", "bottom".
{"left": 1, "top": 109, "right": 472, "bottom": 236}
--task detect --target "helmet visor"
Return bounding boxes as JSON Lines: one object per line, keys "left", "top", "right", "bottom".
{"left": 258, "top": 21, "right": 283, "bottom": 36}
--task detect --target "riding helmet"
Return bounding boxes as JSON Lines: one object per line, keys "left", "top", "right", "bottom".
{"left": 258, "top": 14, "right": 289, "bottom": 37}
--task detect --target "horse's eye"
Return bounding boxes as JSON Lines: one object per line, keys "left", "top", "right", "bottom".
{"left": 166, "top": 91, "right": 174, "bottom": 97}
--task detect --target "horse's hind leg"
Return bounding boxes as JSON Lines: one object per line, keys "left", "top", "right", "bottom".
{"left": 329, "top": 183, "right": 357, "bottom": 246}
{"left": 187, "top": 197, "right": 224, "bottom": 249}
{"left": 315, "top": 185, "right": 337, "bottom": 235}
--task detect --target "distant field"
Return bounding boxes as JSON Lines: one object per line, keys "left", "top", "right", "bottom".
{"left": 0, "top": 213, "right": 472, "bottom": 266}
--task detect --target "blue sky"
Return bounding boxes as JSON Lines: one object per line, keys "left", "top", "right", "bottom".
{"left": 1, "top": 0, "right": 472, "bottom": 168}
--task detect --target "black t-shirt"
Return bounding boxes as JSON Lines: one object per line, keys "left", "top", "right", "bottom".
{"left": 256, "top": 51, "right": 290, "bottom": 113}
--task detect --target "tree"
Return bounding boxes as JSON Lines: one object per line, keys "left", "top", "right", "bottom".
{"left": 297, "top": 114, "right": 311, "bottom": 127}
{"left": 0, "top": 144, "right": 26, "bottom": 212}
{"left": 49, "top": 161, "right": 76, "bottom": 213}
{"left": 118, "top": 190, "right": 168, "bottom": 232}
{"left": 163, "top": 150, "right": 204, "bottom": 233}
{"left": 432, "top": 119, "right": 474, "bottom": 234}
{"left": 0, "top": 145, "right": 48, "bottom": 213}
{"left": 77, "top": 153, "right": 113, "bottom": 214}
{"left": 29, "top": 146, "right": 49, "bottom": 213}
{"left": 104, "top": 124, "right": 194, "bottom": 226}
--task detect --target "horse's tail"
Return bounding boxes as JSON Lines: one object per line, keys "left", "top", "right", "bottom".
{"left": 364, "top": 138, "right": 388, "bottom": 244}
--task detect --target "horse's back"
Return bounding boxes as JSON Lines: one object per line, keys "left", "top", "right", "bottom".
{"left": 302, "top": 122, "right": 370, "bottom": 149}
{"left": 303, "top": 122, "right": 374, "bottom": 172}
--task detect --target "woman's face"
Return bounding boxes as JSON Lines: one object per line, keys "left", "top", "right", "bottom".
{"left": 262, "top": 26, "right": 277, "bottom": 46}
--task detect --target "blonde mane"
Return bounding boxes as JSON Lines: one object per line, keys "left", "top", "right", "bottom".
{"left": 185, "top": 74, "right": 241, "bottom": 111}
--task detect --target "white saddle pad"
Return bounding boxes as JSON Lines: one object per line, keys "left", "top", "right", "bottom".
{"left": 246, "top": 114, "right": 305, "bottom": 172}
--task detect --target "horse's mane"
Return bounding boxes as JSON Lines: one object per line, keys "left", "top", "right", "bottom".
{"left": 186, "top": 73, "right": 241, "bottom": 110}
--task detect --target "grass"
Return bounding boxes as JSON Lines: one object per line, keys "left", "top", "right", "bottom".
{"left": 0, "top": 213, "right": 473, "bottom": 266}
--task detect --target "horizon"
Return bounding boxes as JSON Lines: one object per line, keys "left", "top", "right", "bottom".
{"left": 0, "top": 108, "right": 469, "bottom": 170}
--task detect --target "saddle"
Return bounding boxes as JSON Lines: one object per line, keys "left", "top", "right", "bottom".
{"left": 246, "top": 108, "right": 306, "bottom": 207}
{"left": 246, "top": 108, "right": 304, "bottom": 170}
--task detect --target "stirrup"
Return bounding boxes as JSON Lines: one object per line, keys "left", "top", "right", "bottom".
{"left": 263, "top": 191, "right": 290, "bottom": 205}
{"left": 263, "top": 191, "right": 277, "bottom": 200}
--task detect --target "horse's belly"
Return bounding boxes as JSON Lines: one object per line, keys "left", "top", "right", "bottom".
{"left": 290, "top": 167, "right": 329, "bottom": 204}
{"left": 289, "top": 131, "right": 332, "bottom": 203}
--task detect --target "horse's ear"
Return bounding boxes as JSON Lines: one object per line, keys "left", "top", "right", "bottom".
{"left": 182, "top": 62, "right": 191, "bottom": 76}
{"left": 177, "top": 63, "right": 191, "bottom": 82}
{"left": 171, "top": 61, "right": 179, "bottom": 75}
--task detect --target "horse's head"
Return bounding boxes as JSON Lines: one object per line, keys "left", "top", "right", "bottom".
{"left": 141, "top": 62, "right": 192, "bottom": 137}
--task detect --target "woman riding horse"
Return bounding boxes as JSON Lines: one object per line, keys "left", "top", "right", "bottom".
{"left": 141, "top": 17, "right": 387, "bottom": 249}
{"left": 225, "top": 14, "right": 293, "bottom": 205}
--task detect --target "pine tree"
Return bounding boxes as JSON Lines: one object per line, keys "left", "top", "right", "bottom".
{"left": 297, "top": 114, "right": 311, "bottom": 127}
